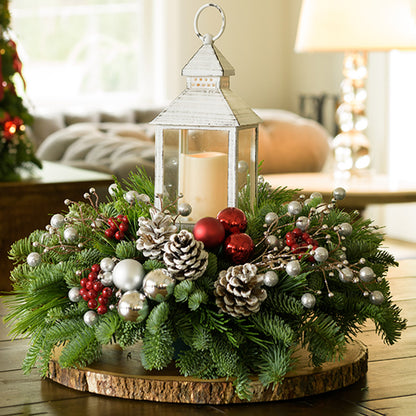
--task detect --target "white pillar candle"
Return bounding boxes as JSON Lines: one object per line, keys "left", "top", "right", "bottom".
{"left": 179, "top": 151, "right": 228, "bottom": 222}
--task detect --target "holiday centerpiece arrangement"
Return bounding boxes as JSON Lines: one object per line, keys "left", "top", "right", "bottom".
{"left": 0, "top": 0, "right": 41, "bottom": 181}
{"left": 3, "top": 3, "right": 406, "bottom": 403}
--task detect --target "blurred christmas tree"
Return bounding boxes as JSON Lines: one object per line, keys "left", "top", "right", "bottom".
{"left": 0, "top": 0, "right": 41, "bottom": 181}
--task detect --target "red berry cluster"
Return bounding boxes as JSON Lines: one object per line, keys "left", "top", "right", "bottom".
{"left": 104, "top": 215, "right": 129, "bottom": 240}
{"left": 79, "top": 264, "right": 113, "bottom": 314}
{"left": 285, "top": 227, "right": 319, "bottom": 262}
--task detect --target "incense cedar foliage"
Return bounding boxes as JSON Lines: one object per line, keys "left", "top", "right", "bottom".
{"left": 3, "top": 170, "right": 406, "bottom": 401}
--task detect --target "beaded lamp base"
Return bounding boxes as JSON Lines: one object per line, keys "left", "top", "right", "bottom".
{"left": 47, "top": 340, "right": 367, "bottom": 405}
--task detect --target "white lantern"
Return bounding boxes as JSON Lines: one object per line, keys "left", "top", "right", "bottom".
{"left": 151, "top": 4, "right": 261, "bottom": 223}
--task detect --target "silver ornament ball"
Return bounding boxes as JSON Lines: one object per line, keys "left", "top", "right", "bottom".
{"left": 108, "top": 183, "right": 118, "bottom": 196}
{"left": 112, "top": 259, "right": 145, "bottom": 291}
{"left": 64, "top": 227, "right": 79, "bottom": 242}
{"left": 124, "top": 190, "right": 140, "bottom": 204}
{"left": 313, "top": 247, "right": 329, "bottom": 263}
{"left": 100, "top": 271, "right": 113, "bottom": 286}
{"left": 301, "top": 293, "right": 316, "bottom": 308}
{"left": 68, "top": 287, "right": 82, "bottom": 303}
{"left": 333, "top": 187, "right": 346, "bottom": 200}
{"left": 138, "top": 193, "right": 151, "bottom": 203}
{"left": 83, "top": 310, "right": 98, "bottom": 327}
{"left": 50, "top": 213, "right": 65, "bottom": 228}
{"left": 359, "top": 266, "right": 376, "bottom": 282}
{"left": 287, "top": 201, "right": 302, "bottom": 216}
{"left": 310, "top": 192, "right": 323, "bottom": 200}
{"left": 142, "top": 269, "right": 175, "bottom": 301}
{"left": 117, "top": 290, "right": 148, "bottom": 321}
{"left": 263, "top": 270, "right": 279, "bottom": 287}
{"left": 339, "top": 267, "right": 354, "bottom": 283}
{"left": 369, "top": 290, "right": 384, "bottom": 305}
{"left": 296, "top": 216, "right": 310, "bottom": 231}
{"left": 265, "top": 235, "right": 279, "bottom": 248}
{"left": 178, "top": 202, "right": 192, "bottom": 217}
{"left": 27, "top": 252, "right": 41, "bottom": 267}
{"left": 286, "top": 260, "right": 301, "bottom": 277}
{"left": 339, "top": 222, "right": 353, "bottom": 237}
{"left": 264, "top": 212, "right": 278, "bottom": 225}
{"left": 100, "top": 257, "right": 115, "bottom": 272}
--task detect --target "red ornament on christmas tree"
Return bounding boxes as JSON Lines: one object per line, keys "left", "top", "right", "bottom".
{"left": 217, "top": 207, "right": 247, "bottom": 234}
{"left": 193, "top": 217, "right": 226, "bottom": 249}
{"left": 224, "top": 233, "right": 254, "bottom": 264}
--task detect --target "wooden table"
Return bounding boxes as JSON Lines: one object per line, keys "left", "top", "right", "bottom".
{"left": 0, "top": 161, "right": 113, "bottom": 292}
{"left": 264, "top": 172, "right": 416, "bottom": 213}
{"left": 1, "top": 258, "right": 415, "bottom": 415}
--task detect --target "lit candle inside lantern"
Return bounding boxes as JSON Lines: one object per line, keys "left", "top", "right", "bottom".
{"left": 179, "top": 151, "right": 228, "bottom": 221}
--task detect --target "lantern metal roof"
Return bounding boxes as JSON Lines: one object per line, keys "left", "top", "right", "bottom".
{"left": 151, "top": 38, "right": 262, "bottom": 128}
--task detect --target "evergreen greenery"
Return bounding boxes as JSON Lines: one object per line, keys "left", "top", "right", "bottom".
{"left": 2, "top": 170, "right": 406, "bottom": 401}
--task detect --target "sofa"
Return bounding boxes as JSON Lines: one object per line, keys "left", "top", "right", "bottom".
{"left": 30, "top": 108, "right": 331, "bottom": 180}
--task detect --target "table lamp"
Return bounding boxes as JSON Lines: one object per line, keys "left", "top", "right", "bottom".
{"left": 295, "top": 0, "right": 416, "bottom": 175}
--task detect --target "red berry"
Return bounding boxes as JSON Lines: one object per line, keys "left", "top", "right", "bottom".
{"left": 291, "top": 243, "right": 300, "bottom": 253}
{"left": 97, "top": 305, "right": 107, "bottom": 315}
{"left": 286, "top": 236, "right": 296, "bottom": 246}
{"left": 102, "top": 287, "right": 112, "bottom": 298}
{"left": 98, "top": 295, "right": 108, "bottom": 305}
{"left": 93, "top": 281, "right": 103, "bottom": 292}
{"left": 292, "top": 228, "right": 302, "bottom": 237}
{"left": 119, "top": 222, "right": 128, "bottom": 233}
{"left": 88, "top": 289, "right": 98, "bottom": 299}
{"left": 302, "top": 232, "right": 310, "bottom": 241}
{"left": 108, "top": 217, "right": 118, "bottom": 229}
{"left": 85, "top": 280, "right": 93, "bottom": 290}
{"left": 117, "top": 214, "right": 124, "bottom": 221}
{"left": 88, "top": 299, "right": 98, "bottom": 309}
{"left": 306, "top": 238, "right": 314, "bottom": 246}
{"left": 80, "top": 278, "right": 88, "bottom": 288}
{"left": 115, "top": 231, "right": 124, "bottom": 240}
{"left": 105, "top": 228, "right": 115, "bottom": 238}
{"left": 80, "top": 288, "right": 88, "bottom": 297}
{"left": 88, "top": 271, "right": 98, "bottom": 281}
{"left": 121, "top": 215, "right": 129, "bottom": 224}
{"left": 82, "top": 293, "right": 90, "bottom": 301}
{"left": 91, "top": 264, "right": 100, "bottom": 273}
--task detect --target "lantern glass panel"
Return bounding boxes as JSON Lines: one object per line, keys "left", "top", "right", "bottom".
{"left": 238, "top": 127, "right": 257, "bottom": 207}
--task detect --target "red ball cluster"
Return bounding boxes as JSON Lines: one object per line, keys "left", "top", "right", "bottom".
{"left": 79, "top": 264, "right": 113, "bottom": 314}
{"left": 193, "top": 207, "right": 254, "bottom": 264}
{"left": 285, "top": 227, "right": 319, "bottom": 262}
{"left": 105, "top": 215, "right": 129, "bottom": 241}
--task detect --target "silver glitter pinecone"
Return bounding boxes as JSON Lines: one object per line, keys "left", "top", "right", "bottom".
{"left": 163, "top": 230, "right": 208, "bottom": 280}
{"left": 214, "top": 263, "right": 267, "bottom": 318}
{"left": 136, "top": 208, "right": 177, "bottom": 260}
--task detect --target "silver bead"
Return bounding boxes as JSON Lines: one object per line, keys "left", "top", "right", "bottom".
{"left": 296, "top": 216, "right": 310, "bottom": 231}
{"left": 263, "top": 270, "right": 279, "bottom": 287}
{"left": 64, "top": 227, "right": 78, "bottom": 242}
{"left": 328, "top": 291, "right": 334, "bottom": 298}
{"left": 108, "top": 183, "right": 118, "bottom": 196}
{"left": 138, "top": 193, "right": 151, "bottom": 203}
{"left": 314, "top": 247, "right": 329, "bottom": 263}
{"left": 117, "top": 290, "right": 148, "bottom": 321}
{"left": 50, "top": 213, "right": 65, "bottom": 228}
{"left": 89, "top": 187, "right": 96, "bottom": 194}
{"left": 301, "top": 293, "right": 316, "bottom": 308}
{"left": 100, "top": 271, "right": 113, "bottom": 286}
{"left": 359, "top": 258, "right": 366, "bottom": 264}
{"left": 369, "top": 290, "right": 384, "bottom": 305}
{"left": 142, "top": 269, "right": 175, "bottom": 301}
{"left": 339, "top": 267, "right": 354, "bottom": 283}
{"left": 310, "top": 192, "right": 323, "bottom": 200}
{"left": 339, "top": 222, "right": 353, "bottom": 237}
{"left": 83, "top": 310, "right": 98, "bottom": 327}
{"left": 124, "top": 190, "right": 140, "bottom": 204}
{"left": 265, "top": 235, "right": 279, "bottom": 248}
{"left": 112, "top": 259, "right": 145, "bottom": 291}
{"left": 265, "top": 212, "right": 278, "bottom": 225}
{"left": 286, "top": 260, "right": 301, "bottom": 277}
{"left": 83, "top": 193, "right": 90, "bottom": 199}
{"left": 27, "top": 252, "right": 41, "bottom": 267}
{"left": 363, "top": 291, "right": 369, "bottom": 297}
{"left": 287, "top": 201, "right": 302, "bottom": 216}
{"left": 333, "top": 187, "right": 346, "bottom": 200}
{"left": 68, "top": 287, "right": 82, "bottom": 302}
{"left": 359, "top": 266, "right": 376, "bottom": 282}
{"left": 100, "top": 257, "right": 115, "bottom": 272}
{"left": 178, "top": 202, "right": 192, "bottom": 217}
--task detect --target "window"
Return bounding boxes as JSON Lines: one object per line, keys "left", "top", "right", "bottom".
{"left": 10, "top": 0, "right": 158, "bottom": 112}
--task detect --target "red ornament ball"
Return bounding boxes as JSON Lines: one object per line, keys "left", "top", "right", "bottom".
{"left": 224, "top": 233, "right": 254, "bottom": 264}
{"left": 217, "top": 207, "right": 247, "bottom": 234}
{"left": 193, "top": 217, "right": 226, "bottom": 249}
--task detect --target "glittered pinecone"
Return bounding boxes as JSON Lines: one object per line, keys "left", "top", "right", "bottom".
{"left": 163, "top": 230, "right": 208, "bottom": 280}
{"left": 136, "top": 208, "right": 177, "bottom": 259}
{"left": 214, "top": 263, "right": 267, "bottom": 317}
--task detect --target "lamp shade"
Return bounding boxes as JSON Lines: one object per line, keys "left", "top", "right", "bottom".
{"left": 295, "top": 0, "right": 416, "bottom": 52}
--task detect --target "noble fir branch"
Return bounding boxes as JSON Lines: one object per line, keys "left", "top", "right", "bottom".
{"left": 191, "top": 323, "right": 213, "bottom": 350}
{"left": 143, "top": 259, "right": 165, "bottom": 272}
{"left": 174, "top": 279, "right": 195, "bottom": 303}
{"left": 94, "top": 311, "right": 121, "bottom": 345}
{"left": 115, "top": 240, "right": 138, "bottom": 259}
{"left": 8, "top": 230, "right": 45, "bottom": 264}
{"left": 209, "top": 334, "right": 240, "bottom": 378}
{"left": 141, "top": 323, "right": 174, "bottom": 370}
{"left": 122, "top": 168, "right": 155, "bottom": 202}
{"left": 115, "top": 320, "right": 146, "bottom": 349}
{"left": 188, "top": 289, "right": 209, "bottom": 311}
{"left": 176, "top": 348, "right": 218, "bottom": 379}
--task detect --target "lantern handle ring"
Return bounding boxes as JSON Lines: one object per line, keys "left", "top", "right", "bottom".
{"left": 194, "top": 3, "right": 226, "bottom": 44}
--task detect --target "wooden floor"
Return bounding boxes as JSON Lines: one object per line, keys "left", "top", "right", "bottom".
{"left": 1, "top": 255, "right": 415, "bottom": 415}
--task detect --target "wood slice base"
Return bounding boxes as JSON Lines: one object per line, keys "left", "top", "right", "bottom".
{"left": 47, "top": 341, "right": 368, "bottom": 405}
